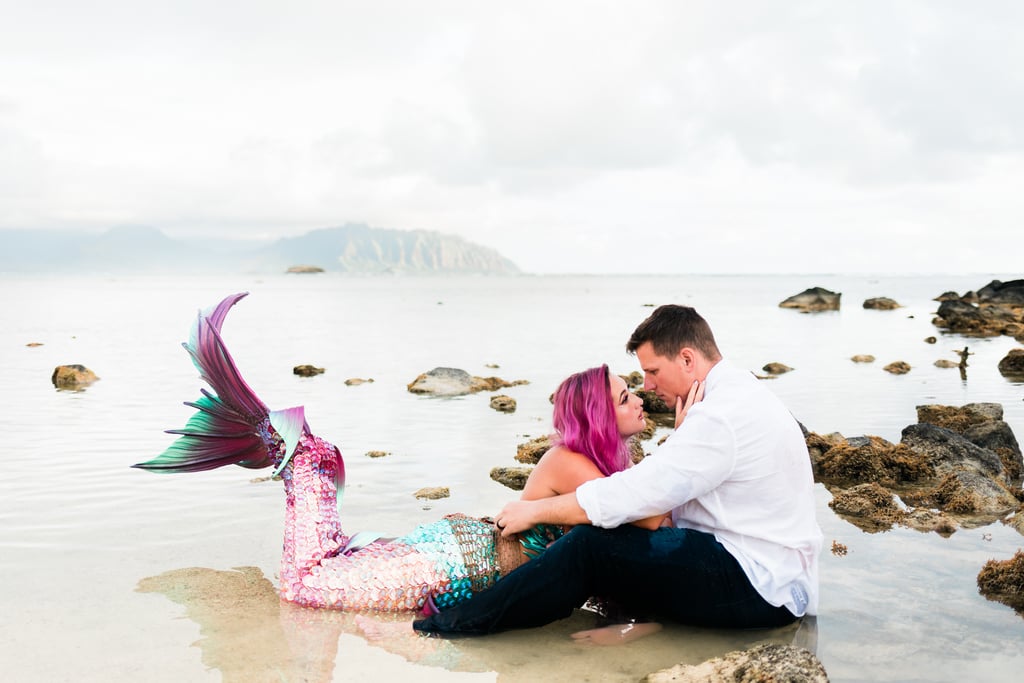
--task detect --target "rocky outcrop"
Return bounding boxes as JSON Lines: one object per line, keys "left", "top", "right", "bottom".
{"left": 779, "top": 287, "right": 841, "bottom": 312}
{"left": 286, "top": 265, "right": 324, "bottom": 273}
{"left": 977, "top": 550, "right": 1024, "bottom": 615}
{"left": 809, "top": 403, "right": 1023, "bottom": 535}
{"left": 850, "top": 354, "right": 875, "bottom": 363}
{"left": 293, "top": 364, "right": 325, "bottom": 377}
{"left": 51, "top": 364, "right": 99, "bottom": 390}
{"left": 406, "top": 367, "right": 528, "bottom": 396}
{"left": 643, "top": 643, "right": 828, "bottom": 683}
{"left": 998, "top": 349, "right": 1024, "bottom": 379}
{"left": 932, "top": 279, "right": 1024, "bottom": 341}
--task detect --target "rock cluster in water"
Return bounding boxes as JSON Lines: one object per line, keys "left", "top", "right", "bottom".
{"left": 808, "top": 402, "right": 1023, "bottom": 536}
{"left": 932, "top": 279, "right": 1024, "bottom": 341}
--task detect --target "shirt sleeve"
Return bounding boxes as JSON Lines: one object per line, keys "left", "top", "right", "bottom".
{"left": 576, "top": 408, "right": 736, "bottom": 528}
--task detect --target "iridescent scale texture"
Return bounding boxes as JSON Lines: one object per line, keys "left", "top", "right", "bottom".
{"left": 271, "top": 425, "right": 499, "bottom": 612}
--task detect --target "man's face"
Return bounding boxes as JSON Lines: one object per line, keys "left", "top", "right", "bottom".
{"left": 636, "top": 341, "right": 690, "bottom": 405}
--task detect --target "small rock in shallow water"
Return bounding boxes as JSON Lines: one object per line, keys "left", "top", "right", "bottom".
{"left": 51, "top": 364, "right": 99, "bottom": 390}
{"left": 489, "top": 395, "right": 517, "bottom": 413}
{"left": 490, "top": 466, "right": 532, "bottom": 491}
{"left": 883, "top": 361, "right": 911, "bottom": 374}
{"left": 762, "top": 362, "right": 794, "bottom": 375}
{"left": 851, "top": 354, "right": 875, "bottom": 363}
{"left": 293, "top": 364, "right": 325, "bottom": 377}
{"left": 413, "top": 487, "right": 450, "bottom": 500}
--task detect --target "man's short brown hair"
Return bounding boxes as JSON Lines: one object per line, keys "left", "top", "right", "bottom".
{"left": 626, "top": 305, "right": 721, "bottom": 360}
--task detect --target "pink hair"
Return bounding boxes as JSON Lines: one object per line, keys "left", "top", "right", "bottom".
{"left": 551, "top": 364, "right": 632, "bottom": 477}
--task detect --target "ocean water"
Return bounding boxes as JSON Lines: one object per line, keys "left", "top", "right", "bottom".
{"left": 1, "top": 272, "right": 1022, "bottom": 682}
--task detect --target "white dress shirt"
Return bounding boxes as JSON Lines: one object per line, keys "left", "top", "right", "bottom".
{"left": 575, "top": 359, "right": 822, "bottom": 616}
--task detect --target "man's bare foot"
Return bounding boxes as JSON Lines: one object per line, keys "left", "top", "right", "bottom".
{"left": 571, "top": 622, "right": 662, "bottom": 645}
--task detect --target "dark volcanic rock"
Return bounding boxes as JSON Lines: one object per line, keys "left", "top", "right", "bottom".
{"left": 779, "top": 287, "right": 841, "bottom": 312}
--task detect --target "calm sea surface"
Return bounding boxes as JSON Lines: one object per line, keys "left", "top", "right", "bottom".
{"left": 2, "top": 273, "right": 1022, "bottom": 682}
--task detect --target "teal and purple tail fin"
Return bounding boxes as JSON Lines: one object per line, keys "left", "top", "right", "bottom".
{"left": 133, "top": 292, "right": 287, "bottom": 473}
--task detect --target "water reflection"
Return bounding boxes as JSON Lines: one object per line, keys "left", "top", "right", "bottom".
{"left": 137, "top": 566, "right": 818, "bottom": 682}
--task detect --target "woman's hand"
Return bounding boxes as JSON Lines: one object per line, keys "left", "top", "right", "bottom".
{"left": 674, "top": 379, "right": 705, "bottom": 429}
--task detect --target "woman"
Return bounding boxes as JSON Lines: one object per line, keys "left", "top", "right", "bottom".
{"left": 132, "top": 293, "right": 671, "bottom": 615}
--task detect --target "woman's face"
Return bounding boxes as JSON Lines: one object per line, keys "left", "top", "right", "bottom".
{"left": 608, "top": 372, "right": 646, "bottom": 437}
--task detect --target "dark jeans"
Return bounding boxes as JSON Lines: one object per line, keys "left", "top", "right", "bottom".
{"left": 413, "top": 524, "right": 796, "bottom": 635}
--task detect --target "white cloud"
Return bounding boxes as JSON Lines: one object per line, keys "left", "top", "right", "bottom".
{"left": 1, "top": 1, "right": 1023, "bottom": 273}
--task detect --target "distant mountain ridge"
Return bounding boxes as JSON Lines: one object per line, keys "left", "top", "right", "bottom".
{"left": 0, "top": 223, "right": 520, "bottom": 275}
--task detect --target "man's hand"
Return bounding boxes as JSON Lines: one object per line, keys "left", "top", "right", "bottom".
{"left": 674, "top": 379, "right": 705, "bottom": 429}
{"left": 493, "top": 499, "right": 541, "bottom": 536}
{"left": 494, "top": 493, "right": 591, "bottom": 537}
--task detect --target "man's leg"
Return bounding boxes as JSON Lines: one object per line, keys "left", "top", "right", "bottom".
{"left": 414, "top": 525, "right": 794, "bottom": 635}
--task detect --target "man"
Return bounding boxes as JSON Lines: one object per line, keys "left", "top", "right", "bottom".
{"left": 414, "top": 304, "right": 821, "bottom": 635}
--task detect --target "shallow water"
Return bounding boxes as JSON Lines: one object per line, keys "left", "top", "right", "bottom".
{"left": 1, "top": 272, "right": 1022, "bottom": 682}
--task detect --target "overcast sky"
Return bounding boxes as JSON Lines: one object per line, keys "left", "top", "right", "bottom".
{"left": 2, "top": 1, "right": 1022, "bottom": 274}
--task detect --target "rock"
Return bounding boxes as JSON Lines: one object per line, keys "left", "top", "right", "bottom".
{"left": 286, "top": 265, "right": 324, "bottom": 273}
{"left": 489, "top": 395, "right": 517, "bottom": 413}
{"left": 864, "top": 297, "right": 901, "bottom": 310}
{"left": 917, "top": 402, "right": 1004, "bottom": 428}
{"left": 489, "top": 466, "right": 532, "bottom": 491}
{"left": 906, "top": 470, "right": 1019, "bottom": 516}
{"left": 344, "top": 377, "right": 374, "bottom": 386}
{"left": 901, "top": 423, "right": 1007, "bottom": 482}
{"left": 407, "top": 367, "right": 528, "bottom": 396}
{"left": 978, "top": 279, "right": 1024, "bottom": 305}
{"left": 637, "top": 389, "right": 671, "bottom": 414}
{"left": 762, "top": 362, "right": 794, "bottom": 375}
{"left": 26, "top": 342, "right": 43, "bottom": 347}
{"left": 935, "top": 291, "right": 962, "bottom": 301}
{"left": 903, "top": 508, "right": 959, "bottom": 536}
{"left": 883, "top": 361, "right": 911, "bottom": 374}
{"left": 51, "top": 364, "right": 99, "bottom": 390}
{"left": 828, "top": 482, "right": 905, "bottom": 533}
{"left": 998, "top": 349, "right": 1024, "bottom": 379}
{"left": 811, "top": 406, "right": 1023, "bottom": 534}
{"left": 365, "top": 450, "right": 389, "bottom": 458}
{"left": 642, "top": 643, "right": 828, "bottom": 683}
{"left": 934, "top": 359, "right": 959, "bottom": 368}
{"left": 413, "top": 486, "right": 449, "bottom": 500}
{"left": 812, "top": 435, "right": 932, "bottom": 487}
{"left": 620, "top": 370, "right": 644, "bottom": 388}
{"left": 964, "top": 420, "right": 1023, "bottom": 480}
{"left": 977, "top": 550, "right": 1024, "bottom": 614}
{"left": 924, "top": 336, "right": 937, "bottom": 344}
{"left": 629, "top": 438, "right": 646, "bottom": 464}
{"left": 515, "top": 435, "right": 552, "bottom": 464}
{"left": 850, "top": 354, "right": 875, "bottom": 363}
{"left": 779, "top": 287, "right": 841, "bottom": 312}
{"left": 932, "top": 281, "right": 1024, "bottom": 340}
{"left": 293, "top": 364, "right": 325, "bottom": 377}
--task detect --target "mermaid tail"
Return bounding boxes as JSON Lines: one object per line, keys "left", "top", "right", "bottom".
{"left": 134, "top": 292, "right": 501, "bottom": 612}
